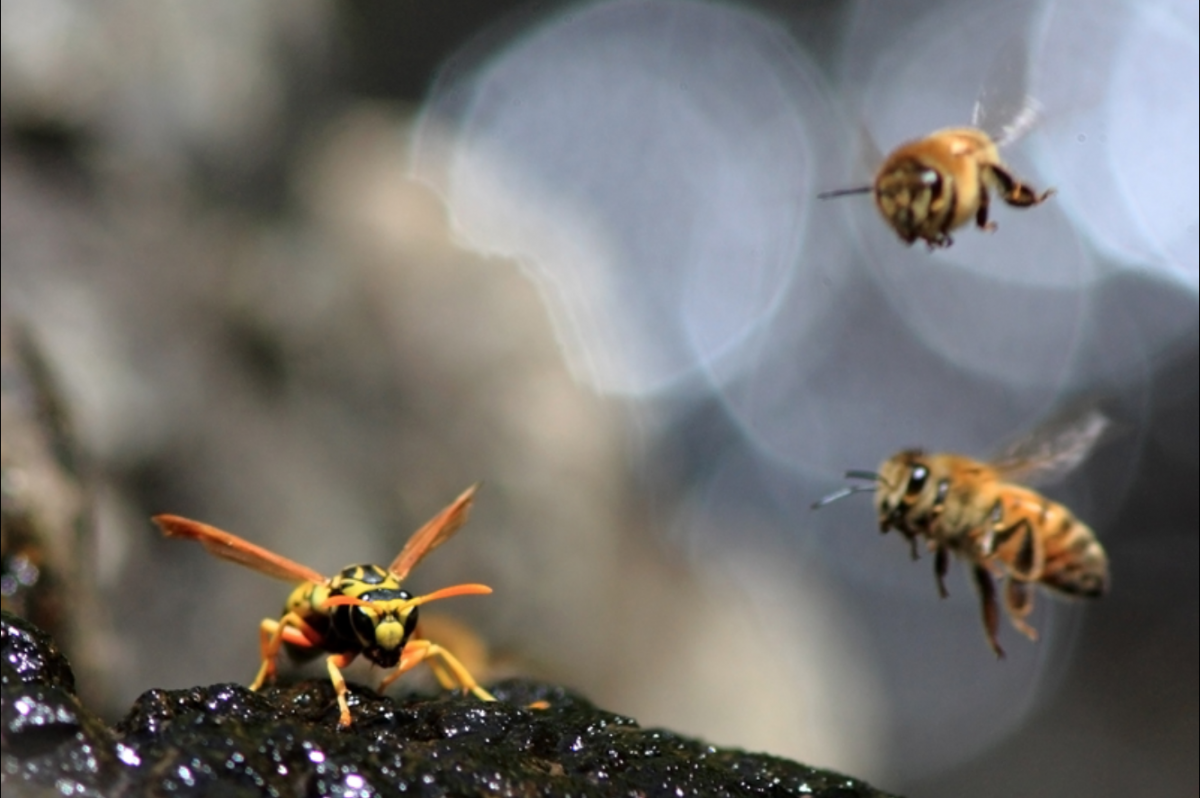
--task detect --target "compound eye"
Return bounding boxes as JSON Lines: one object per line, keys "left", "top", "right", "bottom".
{"left": 906, "top": 465, "right": 929, "bottom": 496}
{"left": 919, "top": 169, "right": 943, "bottom": 198}
{"left": 349, "top": 606, "right": 378, "bottom": 640}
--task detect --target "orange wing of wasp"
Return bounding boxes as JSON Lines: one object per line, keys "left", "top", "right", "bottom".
{"left": 388, "top": 484, "right": 479, "bottom": 581}
{"left": 153, "top": 514, "right": 327, "bottom": 585}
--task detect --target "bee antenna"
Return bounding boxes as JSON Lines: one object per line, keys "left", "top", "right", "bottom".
{"left": 817, "top": 186, "right": 873, "bottom": 200}
{"left": 844, "top": 470, "right": 883, "bottom": 482}
{"left": 810, "top": 484, "right": 877, "bottom": 510}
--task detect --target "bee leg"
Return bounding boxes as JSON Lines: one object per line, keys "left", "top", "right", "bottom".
{"left": 975, "top": 187, "right": 997, "bottom": 232}
{"left": 251, "top": 612, "right": 323, "bottom": 691}
{"left": 971, "top": 565, "right": 1005, "bottom": 659}
{"left": 986, "top": 164, "right": 1055, "bottom": 208}
{"left": 325, "top": 651, "right": 358, "bottom": 727}
{"left": 892, "top": 528, "right": 920, "bottom": 560}
{"left": 379, "top": 638, "right": 496, "bottom": 702}
{"left": 934, "top": 546, "right": 950, "bottom": 598}
{"left": 1004, "top": 578, "right": 1039, "bottom": 641}
{"left": 1001, "top": 518, "right": 1041, "bottom": 582}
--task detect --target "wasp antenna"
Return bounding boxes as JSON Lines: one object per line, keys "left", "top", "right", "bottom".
{"left": 321, "top": 595, "right": 374, "bottom": 610}
{"left": 817, "top": 186, "right": 873, "bottom": 200}
{"left": 811, "top": 484, "right": 877, "bottom": 510}
{"left": 403, "top": 583, "right": 493, "bottom": 611}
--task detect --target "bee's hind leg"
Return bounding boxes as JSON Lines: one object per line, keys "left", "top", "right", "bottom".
{"left": 1003, "top": 578, "right": 1039, "bottom": 641}
{"left": 986, "top": 164, "right": 1055, "bottom": 208}
{"left": 972, "top": 565, "right": 1006, "bottom": 659}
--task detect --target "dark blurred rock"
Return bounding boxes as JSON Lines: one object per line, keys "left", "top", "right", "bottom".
{"left": 0, "top": 322, "right": 88, "bottom": 650}
{"left": 1, "top": 611, "right": 118, "bottom": 798}
{"left": 1, "top": 612, "right": 901, "bottom": 797}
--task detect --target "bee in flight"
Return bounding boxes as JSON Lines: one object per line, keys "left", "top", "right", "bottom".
{"left": 813, "top": 412, "right": 1110, "bottom": 657}
{"left": 819, "top": 122, "right": 1054, "bottom": 249}
{"left": 154, "top": 484, "right": 495, "bottom": 726}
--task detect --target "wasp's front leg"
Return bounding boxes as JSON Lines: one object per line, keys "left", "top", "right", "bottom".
{"left": 378, "top": 638, "right": 496, "bottom": 702}
{"left": 251, "top": 612, "right": 324, "bottom": 691}
{"left": 326, "top": 651, "right": 359, "bottom": 727}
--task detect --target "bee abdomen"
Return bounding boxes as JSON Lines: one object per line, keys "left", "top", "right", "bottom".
{"left": 1040, "top": 515, "right": 1108, "bottom": 598}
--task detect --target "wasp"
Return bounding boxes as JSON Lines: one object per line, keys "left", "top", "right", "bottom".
{"left": 813, "top": 412, "right": 1110, "bottom": 657}
{"left": 819, "top": 126, "right": 1054, "bottom": 248}
{"left": 154, "top": 484, "right": 495, "bottom": 726}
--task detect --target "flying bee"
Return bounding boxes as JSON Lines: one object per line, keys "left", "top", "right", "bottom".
{"left": 813, "top": 412, "right": 1110, "bottom": 657}
{"left": 154, "top": 484, "right": 495, "bottom": 726}
{"left": 819, "top": 126, "right": 1054, "bottom": 249}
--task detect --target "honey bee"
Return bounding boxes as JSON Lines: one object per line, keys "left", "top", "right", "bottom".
{"left": 819, "top": 126, "right": 1054, "bottom": 248}
{"left": 154, "top": 484, "right": 496, "bottom": 726}
{"left": 813, "top": 412, "right": 1110, "bottom": 657}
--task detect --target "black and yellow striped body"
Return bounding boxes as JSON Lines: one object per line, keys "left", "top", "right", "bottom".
{"left": 283, "top": 564, "right": 419, "bottom": 668}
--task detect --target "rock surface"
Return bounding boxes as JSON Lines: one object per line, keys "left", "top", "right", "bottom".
{"left": 2, "top": 612, "right": 901, "bottom": 798}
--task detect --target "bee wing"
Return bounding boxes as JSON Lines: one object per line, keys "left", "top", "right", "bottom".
{"left": 971, "top": 33, "right": 1041, "bottom": 149}
{"left": 855, "top": 119, "right": 885, "bottom": 175}
{"left": 154, "top": 514, "right": 326, "bottom": 584}
{"left": 387, "top": 484, "right": 478, "bottom": 581}
{"left": 990, "top": 410, "right": 1110, "bottom": 486}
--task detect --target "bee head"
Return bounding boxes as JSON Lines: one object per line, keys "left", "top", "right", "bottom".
{"left": 874, "top": 158, "right": 947, "bottom": 243}
{"left": 875, "top": 451, "right": 932, "bottom": 529}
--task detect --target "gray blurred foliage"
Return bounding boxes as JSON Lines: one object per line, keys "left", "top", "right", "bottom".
{"left": 0, "top": 2, "right": 1196, "bottom": 798}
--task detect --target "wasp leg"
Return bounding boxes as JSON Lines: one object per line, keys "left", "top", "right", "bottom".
{"left": 985, "top": 164, "right": 1055, "bottom": 208}
{"left": 251, "top": 612, "right": 324, "bottom": 691}
{"left": 378, "top": 638, "right": 496, "bottom": 702}
{"left": 1004, "top": 578, "right": 1039, "bottom": 641}
{"left": 322, "top": 651, "right": 358, "bottom": 727}
{"left": 972, "top": 565, "right": 1005, "bottom": 659}
{"left": 934, "top": 546, "right": 950, "bottom": 598}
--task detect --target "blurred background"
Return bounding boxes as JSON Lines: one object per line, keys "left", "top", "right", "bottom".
{"left": 1, "top": 1, "right": 1195, "bottom": 796}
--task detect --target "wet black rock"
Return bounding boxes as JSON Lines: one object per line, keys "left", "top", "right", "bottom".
{"left": 2, "top": 612, "right": 902, "bottom": 797}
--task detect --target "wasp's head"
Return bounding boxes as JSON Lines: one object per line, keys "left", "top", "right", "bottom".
{"left": 328, "top": 566, "right": 420, "bottom": 668}
{"left": 339, "top": 589, "right": 419, "bottom": 669}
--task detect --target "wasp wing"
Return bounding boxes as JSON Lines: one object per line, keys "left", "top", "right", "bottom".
{"left": 990, "top": 410, "right": 1110, "bottom": 486}
{"left": 154, "top": 514, "right": 326, "bottom": 584}
{"left": 388, "top": 484, "right": 479, "bottom": 581}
